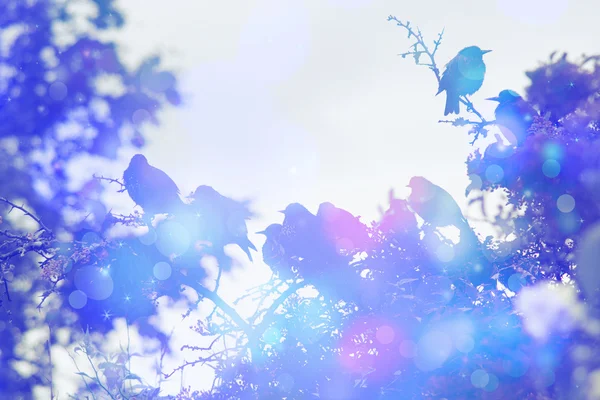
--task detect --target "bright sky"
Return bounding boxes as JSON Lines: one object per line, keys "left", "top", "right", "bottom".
{"left": 54, "top": 0, "right": 600, "bottom": 396}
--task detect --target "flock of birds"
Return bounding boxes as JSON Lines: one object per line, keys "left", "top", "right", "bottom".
{"left": 119, "top": 44, "right": 539, "bottom": 280}
{"left": 122, "top": 155, "right": 478, "bottom": 281}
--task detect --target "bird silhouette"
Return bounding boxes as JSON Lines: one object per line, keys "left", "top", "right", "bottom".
{"left": 437, "top": 46, "right": 491, "bottom": 115}
{"left": 190, "top": 185, "right": 256, "bottom": 262}
{"left": 123, "top": 154, "right": 185, "bottom": 220}
{"left": 256, "top": 223, "right": 294, "bottom": 280}
{"left": 407, "top": 176, "right": 474, "bottom": 240}
{"left": 487, "top": 89, "right": 538, "bottom": 145}
{"left": 279, "top": 202, "right": 340, "bottom": 263}
{"left": 317, "top": 202, "right": 371, "bottom": 253}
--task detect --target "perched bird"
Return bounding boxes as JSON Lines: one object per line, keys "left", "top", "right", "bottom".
{"left": 317, "top": 202, "right": 371, "bottom": 252}
{"left": 437, "top": 46, "right": 492, "bottom": 115}
{"left": 190, "top": 185, "right": 256, "bottom": 261}
{"left": 123, "top": 154, "right": 185, "bottom": 218}
{"left": 407, "top": 176, "right": 473, "bottom": 237}
{"left": 279, "top": 203, "right": 336, "bottom": 261}
{"left": 256, "top": 224, "right": 294, "bottom": 280}
{"left": 487, "top": 89, "right": 538, "bottom": 145}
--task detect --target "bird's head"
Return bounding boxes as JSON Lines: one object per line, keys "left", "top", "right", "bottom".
{"left": 192, "top": 185, "right": 219, "bottom": 201}
{"left": 129, "top": 154, "right": 148, "bottom": 168}
{"left": 459, "top": 46, "right": 492, "bottom": 60}
{"left": 279, "top": 202, "right": 310, "bottom": 216}
{"left": 256, "top": 223, "right": 283, "bottom": 237}
{"left": 407, "top": 176, "right": 430, "bottom": 190}
{"left": 317, "top": 201, "right": 335, "bottom": 214}
{"left": 486, "top": 89, "right": 521, "bottom": 104}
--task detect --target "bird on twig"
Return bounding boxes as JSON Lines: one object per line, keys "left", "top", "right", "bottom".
{"left": 487, "top": 90, "right": 538, "bottom": 146}
{"left": 437, "top": 46, "right": 491, "bottom": 115}
{"left": 123, "top": 154, "right": 186, "bottom": 221}
{"left": 190, "top": 185, "right": 257, "bottom": 262}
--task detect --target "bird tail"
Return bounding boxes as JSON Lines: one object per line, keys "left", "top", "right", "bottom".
{"left": 236, "top": 237, "right": 257, "bottom": 262}
{"left": 444, "top": 92, "right": 460, "bottom": 116}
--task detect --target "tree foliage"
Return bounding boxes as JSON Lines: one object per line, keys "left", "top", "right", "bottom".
{"left": 2, "top": 7, "right": 600, "bottom": 400}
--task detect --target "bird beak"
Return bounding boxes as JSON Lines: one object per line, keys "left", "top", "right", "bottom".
{"left": 482, "top": 49, "right": 492, "bottom": 55}
{"left": 486, "top": 96, "right": 500, "bottom": 102}
{"left": 278, "top": 210, "right": 285, "bottom": 214}
{"left": 256, "top": 230, "right": 266, "bottom": 235}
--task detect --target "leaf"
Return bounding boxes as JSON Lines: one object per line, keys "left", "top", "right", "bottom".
{"left": 124, "top": 373, "right": 143, "bottom": 381}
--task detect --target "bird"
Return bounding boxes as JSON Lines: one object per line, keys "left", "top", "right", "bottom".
{"left": 486, "top": 89, "right": 538, "bottom": 145}
{"left": 123, "top": 154, "right": 186, "bottom": 219}
{"left": 279, "top": 203, "right": 338, "bottom": 262}
{"left": 317, "top": 202, "right": 371, "bottom": 253}
{"left": 407, "top": 176, "right": 475, "bottom": 243}
{"left": 256, "top": 224, "right": 294, "bottom": 280}
{"left": 437, "top": 46, "right": 492, "bottom": 115}
{"left": 190, "top": 185, "right": 257, "bottom": 262}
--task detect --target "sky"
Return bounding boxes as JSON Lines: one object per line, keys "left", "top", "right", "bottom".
{"left": 54, "top": 0, "right": 600, "bottom": 396}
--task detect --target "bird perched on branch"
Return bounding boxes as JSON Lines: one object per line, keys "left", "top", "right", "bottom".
{"left": 190, "top": 185, "right": 256, "bottom": 261}
{"left": 407, "top": 177, "right": 476, "bottom": 242}
{"left": 317, "top": 202, "right": 371, "bottom": 253}
{"left": 256, "top": 223, "right": 294, "bottom": 280}
{"left": 437, "top": 46, "right": 492, "bottom": 115}
{"left": 123, "top": 154, "right": 186, "bottom": 220}
{"left": 487, "top": 90, "right": 538, "bottom": 145}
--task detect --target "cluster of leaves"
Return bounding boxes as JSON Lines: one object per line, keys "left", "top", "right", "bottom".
{"left": 0, "top": 0, "right": 179, "bottom": 397}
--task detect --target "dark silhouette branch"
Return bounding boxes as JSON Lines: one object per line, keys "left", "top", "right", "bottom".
{"left": 93, "top": 174, "right": 126, "bottom": 192}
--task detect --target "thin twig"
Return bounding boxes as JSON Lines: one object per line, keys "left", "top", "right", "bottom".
{"left": 0, "top": 197, "right": 50, "bottom": 232}
{"left": 93, "top": 174, "right": 126, "bottom": 192}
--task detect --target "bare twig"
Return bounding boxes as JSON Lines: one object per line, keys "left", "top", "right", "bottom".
{"left": 388, "top": 16, "right": 444, "bottom": 84}
{"left": 0, "top": 197, "right": 50, "bottom": 232}
{"left": 93, "top": 174, "right": 126, "bottom": 193}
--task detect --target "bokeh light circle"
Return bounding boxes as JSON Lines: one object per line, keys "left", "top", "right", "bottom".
{"left": 74, "top": 265, "right": 114, "bottom": 300}
{"left": 503, "top": 353, "right": 530, "bottom": 377}
{"left": 69, "top": 290, "right": 88, "bottom": 309}
{"left": 454, "top": 334, "right": 475, "bottom": 353}
{"left": 484, "top": 373, "right": 500, "bottom": 392}
{"left": 471, "top": 369, "right": 490, "bottom": 388}
{"left": 557, "top": 194, "right": 575, "bottom": 213}
{"left": 542, "top": 159, "right": 561, "bottom": 178}
{"left": 376, "top": 325, "right": 395, "bottom": 345}
{"left": 49, "top": 81, "right": 68, "bottom": 100}
{"left": 153, "top": 261, "right": 172, "bottom": 281}
{"left": 415, "top": 330, "right": 453, "bottom": 371}
{"left": 132, "top": 109, "right": 151, "bottom": 125}
{"left": 155, "top": 221, "right": 191, "bottom": 256}
{"left": 485, "top": 164, "right": 504, "bottom": 183}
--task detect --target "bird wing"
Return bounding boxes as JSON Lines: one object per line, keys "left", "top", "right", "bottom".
{"left": 149, "top": 166, "right": 181, "bottom": 195}
{"left": 436, "top": 56, "right": 459, "bottom": 95}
